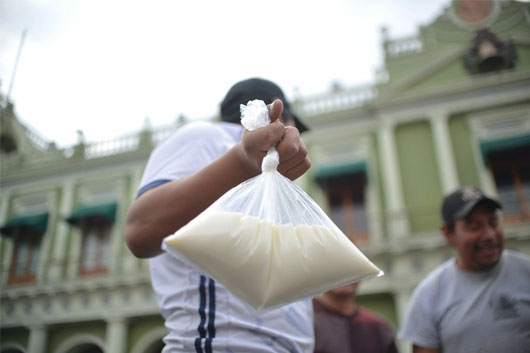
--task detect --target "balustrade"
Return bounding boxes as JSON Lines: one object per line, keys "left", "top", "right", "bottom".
{"left": 385, "top": 35, "right": 423, "bottom": 58}
{"left": 294, "top": 85, "right": 378, "bottom": 116}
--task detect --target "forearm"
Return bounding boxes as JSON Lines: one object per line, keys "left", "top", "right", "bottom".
{"left": 125, "top": 146, "right": 257, "bottom": 258}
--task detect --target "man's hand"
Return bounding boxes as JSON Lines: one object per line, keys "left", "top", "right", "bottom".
{"left": 235, "top": 99, "right": 311, "bottom": 180}
{"left": 126, "top": 99, "right": 310, "bottom": 258}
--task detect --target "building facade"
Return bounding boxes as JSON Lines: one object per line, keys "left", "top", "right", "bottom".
{"left": 1, "top": 1, "right": 529, "bottom": 352}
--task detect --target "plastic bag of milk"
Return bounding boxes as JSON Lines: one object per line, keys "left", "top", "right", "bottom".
{"left": 163, "top": 99, "right": 382, "bottom": 311}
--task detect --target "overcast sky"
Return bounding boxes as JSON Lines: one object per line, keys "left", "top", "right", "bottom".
{"left": 1, "top": 0, "right": 451, "bottom": 147}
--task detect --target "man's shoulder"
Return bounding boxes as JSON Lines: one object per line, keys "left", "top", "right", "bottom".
{"left": 504, "top": 249, "right": 530, "bottom": 271}
{"left": 157, "top": 121, "right": 238, "bottom": 151}
{"left": 414, "top": 258, "right": 454, "bottom": 293}
{"left": 505, "top": 249, "right": 530, "bottom": 262}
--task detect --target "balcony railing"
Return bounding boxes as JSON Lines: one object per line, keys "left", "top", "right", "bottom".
{"left": 83, "top": 123, "right": 180, "bottom": 159}
{"left": 293, "top": 84, "right": 378, "bottom": 116}
{"left": 385, "top": 35, "right": 423, "bottom": 58}
{"left": 82, "top": 133, "right": 140, "bottom": 159}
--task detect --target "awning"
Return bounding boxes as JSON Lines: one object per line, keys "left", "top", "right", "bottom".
{"left": 66, "top": 202, "right": 117, "bottom": 227}
{"left": 0, "top": 212, "right": 49, "bottom": 237}
{"left": 315, "top": 161, "right": 367, "bottom": 180}
{"left": 480, "top": 134, "right": 530, "bottom": 163}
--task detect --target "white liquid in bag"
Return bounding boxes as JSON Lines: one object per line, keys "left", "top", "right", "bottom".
{"left": 164, "top": 211, "right": 382, "bottom": 310}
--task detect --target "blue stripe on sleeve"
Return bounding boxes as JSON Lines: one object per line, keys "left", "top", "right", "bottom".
{"left": 136, "top": 179, "right": 172, "bottom": 198}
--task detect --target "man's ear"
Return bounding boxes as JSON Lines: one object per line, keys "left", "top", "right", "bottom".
{"left": 441, "top": 222, "right": 456, "bottom": 246}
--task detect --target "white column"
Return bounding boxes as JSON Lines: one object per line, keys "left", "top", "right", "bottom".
{"left": 395, "top": 290, "right": 413, "bottom": 353}
{"left": 430, "top": 111, "right": 459, "bottom": 193}
{"left": 0, "top": 239, "right": 13, "bottom": 287}
{"left": 106, "top": 317, "right": 128, "bottom": 353}
{"left": 366, "top": 176, "right": 383, "bottom": 246}
{"left": 121, "top": 169, "right": 143, "bottom": 274}
{"left": 28, "top": 325, "right": 47, "bottom": 353}
{"left": 110, "top": 178, "right": 127, "bottom": 275}
{"left": 377, "top": 120, "right": 409, "bottom": 239}
{"left": 477, "top": 160, "right": 497, "bottom": 196}
{"left": 49, "top": 180, "right": 75, "bottom": 281}
{"left": 481, "top": 170, "right": 497, "bottom": 196}
{"left": 0, "top": 189, "right": 12, "bottom": 287}
{"left": 37, "top": 190, "right": 59, "bottom": 283}
{"left": 67, "top": 228, "right": 82, "bottom": 279}
{"left": 59, "top": 181, "right": 82, "bottom": 280}
{"left": 0, "top": 188, "right": 10, "bottom": 225}
{"left": 468, "top": 120, "right": 497, "bottom": 196}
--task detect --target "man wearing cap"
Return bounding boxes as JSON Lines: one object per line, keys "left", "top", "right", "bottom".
{"left": 125, "top": 78, "right": 313, "bottom": 352}
{"left": 398, "top": 186, "right": 530, "bottom": 353}
{"left": 220, "top": 77, "right": 309, "bottom": 133}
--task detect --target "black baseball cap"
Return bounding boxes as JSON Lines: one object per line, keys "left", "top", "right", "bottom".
{"left": 441, "top": 186, "right": 502, "bottom": 224}
{"left": 220, "top": 78, "right": 309, "bottom": 133}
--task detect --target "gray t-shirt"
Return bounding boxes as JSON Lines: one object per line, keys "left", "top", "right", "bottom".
{"left": 399, "top": 250, "right": 530, "bottom": 353}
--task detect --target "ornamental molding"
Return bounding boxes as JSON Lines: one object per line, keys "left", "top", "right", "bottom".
{"left": 467, "top": 104, "right": 530, "bottom": 141}
{"left": 1, "top": 273, "right": 157, "bottom": 328}
{"left": 130, "top": 327, "right": 168, "bottom": 353}
{"left": 375, "top": 71, "right": 530, "bottom": 124}
{"left": 55, "top": 334, "right": 105, "bottom": 353}
{"left": 310, "top": 136, "right": 372, "bottom": 171}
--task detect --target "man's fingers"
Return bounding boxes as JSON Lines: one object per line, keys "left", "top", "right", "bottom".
{"left": 241, "top": 121, "right": 285, "bottom": 153}
{"left": 268, "top": 99, "right": 284, "bottom": 123}
{"left": 281, "top": 157, "right": 312, "bottom": 181}
{"left": 276, "top": 126, "right": 301, "bottom": 157}
{"left": 276, "top": 127, "right": 310, "bottom": 179}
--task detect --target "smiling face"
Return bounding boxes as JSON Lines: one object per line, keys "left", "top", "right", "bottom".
{"left": 442, "top": 203, "right": 504, "bottom": 271}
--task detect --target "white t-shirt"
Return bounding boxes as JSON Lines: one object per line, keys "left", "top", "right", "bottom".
{"left": 138, "top": 121, "right": 314, "bottom": 353}
{"left": 399, "top": 250, "right": 530, "bottom": 353}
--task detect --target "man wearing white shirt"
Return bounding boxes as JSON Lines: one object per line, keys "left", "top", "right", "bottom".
{"left": 125, "top": 78, "right": 313, "bottom": 352}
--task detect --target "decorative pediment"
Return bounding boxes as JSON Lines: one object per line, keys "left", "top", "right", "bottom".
{"left": 380, "top": 0, "right": 529, "bottom": 99}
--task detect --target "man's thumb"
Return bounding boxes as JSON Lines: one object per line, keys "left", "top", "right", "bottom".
{"left": 268, "top": 99, "right": 284, "bottom": 123}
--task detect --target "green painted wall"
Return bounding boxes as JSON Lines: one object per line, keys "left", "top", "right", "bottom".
{"left": 515, "top": 46, "right": 530, "bottom": 70}
{"left": 386, "top": 43, "right": 467, "bottom": 84}
{"left": 127, "top": 315, "right": 165, "bottom": 352}
{"left": 48, "top": 321, "right": 105, "bottom": 353}
{"left": 0, "top": 327, "right": 28, "bottom": 349}
{"left": 357, "top": 292, "right": 397, "bottom": 330}
{"left": 409, "top": 59, "right": 471, "bottom": 92}
{"left": 0, "top": 199, "right": 14, "bottom": 271}
{"left": 396, "top": 120, "right": 442, "bottom": 233}
{"left": 449, "top": 114, "right": 480, "bottom": 187}
{"left": 118, "top": 176, "right": 132, "bottom": 266}
{"left": 45, "top": 188, "right": 62, "bottom": 269}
